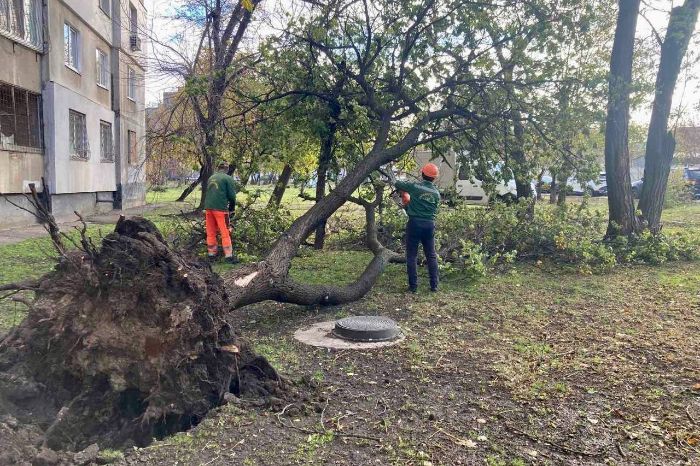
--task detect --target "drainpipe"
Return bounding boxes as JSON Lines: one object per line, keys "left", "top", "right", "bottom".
{"left": 111, "top": 0, "right": 123, "bottom": 209}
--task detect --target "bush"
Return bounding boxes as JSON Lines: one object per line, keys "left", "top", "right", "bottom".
{"left": 378, "top": 199, "right": 700, "bottom": 276}
{"left": 664, "top": 170, "right": 694, "bottom": 208}
{"left": 149, "top": 185, "right": 168, "bottom": 192}
{"left": 232, "top": 204, "right": 294, "bottom": 258}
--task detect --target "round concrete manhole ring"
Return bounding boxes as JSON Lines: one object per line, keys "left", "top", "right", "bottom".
{"left": 294, "top": 320, "right": 404, "bottom": 350}
{"left": 333, "top": 316, "right": 399, "bottom": 342}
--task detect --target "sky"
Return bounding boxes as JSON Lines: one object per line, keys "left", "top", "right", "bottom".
{"left": 143, "top": 0, "right": 700, "bottom": 125}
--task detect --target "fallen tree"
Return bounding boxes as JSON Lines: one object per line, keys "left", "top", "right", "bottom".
{"left": 0, "top": 215, "right": 280, "bottom": 454}
{"left": 0, "top": 0, "right": 595, "bottom": 457}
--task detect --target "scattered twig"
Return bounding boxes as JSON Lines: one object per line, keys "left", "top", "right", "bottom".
{"left": 505, "top": 422, "right": 605, "bottom": 457}
{"left": 275, "top": 404, "right": 380, "bottom": 443}
{"left": 616, "top": 441, "right": 627, "bottom": 458}
{"left": 687, "top": 405, "right": 698, "bottom": 425}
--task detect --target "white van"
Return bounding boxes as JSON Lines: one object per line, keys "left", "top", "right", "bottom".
{"left": 409, "top": 149, "right": 534, "bottom": 204}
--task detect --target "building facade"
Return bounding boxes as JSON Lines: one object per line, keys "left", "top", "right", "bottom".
{"left": 0, "top": 0, "right": 147, "bottom": 228}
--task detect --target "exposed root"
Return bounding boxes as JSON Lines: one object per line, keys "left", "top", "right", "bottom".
{"left": 0, "top": 217, "right": 280, "bottom": 453}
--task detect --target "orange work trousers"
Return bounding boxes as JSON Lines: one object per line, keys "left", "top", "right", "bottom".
{"left": 205, "top": 209, "right": 233, "bottom": 258}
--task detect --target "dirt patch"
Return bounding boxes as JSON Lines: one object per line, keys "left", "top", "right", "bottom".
{"left": 0, "top": 217, "right": 280, "bottom": 462}
{"left": 120, "top": 261, "right": 700, "bottom": 465}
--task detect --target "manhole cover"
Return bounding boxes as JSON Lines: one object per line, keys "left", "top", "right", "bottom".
{"left": 293, "top": 321, "right": 404, "bottom": 349}
{"left": 333, "top": 316, "right": 399, "bottom": 342}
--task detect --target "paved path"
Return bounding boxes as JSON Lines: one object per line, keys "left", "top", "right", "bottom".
{"left": 0, "top": 203, "right": 173, "bottom": 246}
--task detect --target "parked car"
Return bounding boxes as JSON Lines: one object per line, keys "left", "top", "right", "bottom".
{"left": 539, "top": 173, "right": 607, "bottom": 197}
{"left": 632, "top": 179, "right": 643, "bottom": 198}
{"left": 455, "top": 163, "right": 536, "bottom": 204}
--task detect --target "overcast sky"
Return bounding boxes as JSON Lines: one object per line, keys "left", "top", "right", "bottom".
{"left": 143, "top": 0, "right": 700, "bottom": 125}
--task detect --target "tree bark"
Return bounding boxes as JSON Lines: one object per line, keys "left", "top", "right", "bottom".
{"left": 638, "top": 0, "right": 700, "bottom": 232}
{"left": 268, "top": 164, "right": 294, "bottom": 209}
{"left": 604, "top": 0, "right": 641, "bottom": 237}
{"left": 313, "top": 121, "right": 338, "bottom": 250}
{"left": 176, "top": 170, "right": 202, "bottom": 202}
{"left": 511, "top": 110, "right": 533, "bottom": 199}
{"left": 557, "top": 175, "right": 568, "bottom": 206}
{"left": 221, "top": 111, "right": 439, "bottom": 308}
{"left": 549, "top": 172, "right": 559, "bottom": 204}
{"left": 535, "top": 169, "right": 545, "bottom": 201}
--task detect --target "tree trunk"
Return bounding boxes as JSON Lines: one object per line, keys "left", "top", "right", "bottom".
{"left": 549, "top": 173, "right": 559, "bottom": 204}
{"left": 268, "top": 164, "right": 294, "bottom": 209}
{"left": 176, "top": 170, "right": 202, "bottom": 202}
{"left": 511, "top": 112, "right": 532, "bottom": 199}
{"left": 313, "top": 123, "right": 337, "bottom": 250}
{"left": 557, "top": 175, "right": 568, "bottom": 206}
{"left": 638, "top": 0, "right": 700, "bottom": 232}
{"left": 535, "top": 169, "right": 545, "bottom": 201}
{"left": 604, "top": 0, "right": 641, "bottom": 237}
{"left": 197, "top": 157, "right": 214, "bottom": 211}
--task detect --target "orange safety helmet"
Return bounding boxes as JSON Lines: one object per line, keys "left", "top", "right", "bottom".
{"left": 421, "top": 163, "right": 439, "bottom": 179}
{"left": 400, "top": 191, "right": 411, "bottom": 206}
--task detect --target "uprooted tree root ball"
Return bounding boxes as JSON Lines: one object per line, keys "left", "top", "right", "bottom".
{"left": 0, "top": 217, "right": 280, "bottom": 455}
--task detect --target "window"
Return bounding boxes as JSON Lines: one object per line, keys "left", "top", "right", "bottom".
{"left": 127, "top": 67, "right": 136, "bottom": 100}
{"left": 69, "top": 109, "right": 89, "bottom": 160}
{"left": 96, "top": 49, "right": 109, "bottom": 89}
{"left": 100, "top": 120, "right": 113, "bottom": 162}
{"left": 99, "top": 0, "right": 110, "bottom": 16}
{"left": 127, "top": 130, "right": 137, "bottom": 164}
{"left": 129, "top": 3, "right": 137, "bottom": 35}
{"left": 64, "top": 23, "right": 80, "bottom": 72}
{"left": 0, "top": 82, "right": 42, "bottom": 149}
{"left": 0, "top": 0, "right": 42, "bottom": 50}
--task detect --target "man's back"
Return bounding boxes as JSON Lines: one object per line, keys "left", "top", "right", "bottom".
{"left": 204, "top": 172, "right": 237, "bottom": 211}
{"left": 395, "top": 180, "right": 440, "bottom": 220}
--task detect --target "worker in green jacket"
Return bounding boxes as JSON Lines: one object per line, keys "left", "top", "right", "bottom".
{"left": 394, "top": 163, "right": 441, "bottom": 292}
{"left": 204, "top": 162, "right": 238, "bottom": 263}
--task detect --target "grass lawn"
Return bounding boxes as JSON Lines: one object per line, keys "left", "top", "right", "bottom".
{"left": 146, "top": 184, "right": 316, "bottom": 213}
{"left": 128, "top": 255, "right": 700, "bottom": 465}
{"left": 0, "top": 196, "right": 698, "bottom": 464}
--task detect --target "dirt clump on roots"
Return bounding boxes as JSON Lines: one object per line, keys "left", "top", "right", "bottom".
{"left": 0, "top": 217, "right": 280, "bottom": 462}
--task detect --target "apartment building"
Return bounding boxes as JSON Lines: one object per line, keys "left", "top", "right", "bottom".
{"left": 0, "top": 0, "right": 147, "bottom": 228}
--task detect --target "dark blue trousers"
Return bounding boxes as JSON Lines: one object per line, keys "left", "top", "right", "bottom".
{"left": 406, "top": 217, "right": 439, "bottom": 291}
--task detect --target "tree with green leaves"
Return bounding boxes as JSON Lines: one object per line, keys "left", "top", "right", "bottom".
{"left": 638, "top": 0, "right": 700, "bottom": 232}
{"left": 149, "top": 0, "right": 262, "bottom": 208}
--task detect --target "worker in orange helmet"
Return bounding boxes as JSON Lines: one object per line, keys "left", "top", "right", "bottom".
{"left": 393, "top": 163, "right": 441, "bottom": 293}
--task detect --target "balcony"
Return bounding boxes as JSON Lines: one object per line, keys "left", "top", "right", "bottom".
{"left": 130, "top": 34, "right": 141, "bottom": 52}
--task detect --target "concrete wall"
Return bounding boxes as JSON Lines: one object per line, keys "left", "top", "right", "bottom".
{"left": 113, "top": 42, "right": 146, "bottom": 208}
{"left": 46, "top": 1, "right": 112, "bottom": 108}
{"left": 0, "top": 36, "right": 45, "bottom": 196}
{"left": 0, "top": 36, "right": 42, "bottom": 91}
{"left": 117, "top": 0, "right": 146, "bottom": 59}
{"left": 0, "top": 151, "right": 43, "bottom": 193}
{"left": 43, "top": 82, "right": 117, "bottom": 194}
{"left": 0, "top": 195, "right": 39, "bottom": 228}
{"left": 411, "top": 149, "right": 457, "bottom": 190}
{"left": 50, "top": 191, "right": 113, "bottom": 220}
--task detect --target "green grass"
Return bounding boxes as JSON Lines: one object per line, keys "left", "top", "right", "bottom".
{"left": 146, "top": 186, "right": 201, "bottom": 206}
{"left": 1, "top": 191, "right": 698, "bottom": 333}
{"left": 146, "top": 184, "right": 315, "bottom": 212}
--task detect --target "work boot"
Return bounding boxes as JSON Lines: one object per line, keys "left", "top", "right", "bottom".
{"left": 226, "top": 255, "right": 240, "bottom": 265}
{"left": 207, "top": 255, "right": 217, "bottom": 263}
{"left": 408, "top": 287, "right": 417, "bottom": 294}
